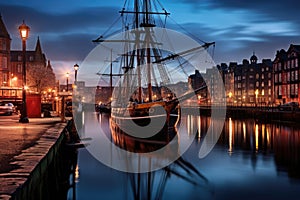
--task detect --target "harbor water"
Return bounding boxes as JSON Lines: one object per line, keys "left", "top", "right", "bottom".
{"left": 67, "top": 112, "right": 300, "bottom": 200}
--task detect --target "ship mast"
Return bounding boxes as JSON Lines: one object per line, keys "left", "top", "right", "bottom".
{"left": 135, "top": 0, "right": 142, "bottom": 102}
{"left": 145, "top": 0, "right": 153, "bottom": 102}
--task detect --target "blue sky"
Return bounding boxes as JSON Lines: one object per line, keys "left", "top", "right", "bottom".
{"left": 1, "top": 0, "right": 300, "bottom": 83}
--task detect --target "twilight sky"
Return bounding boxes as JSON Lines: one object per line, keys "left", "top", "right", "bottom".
{"left": 1, "top": 0, "right": 300, "bottom": 83}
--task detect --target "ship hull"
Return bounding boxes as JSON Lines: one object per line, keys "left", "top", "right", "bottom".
{"left": 110, "top": 101, "right": 180, "bottom": 140}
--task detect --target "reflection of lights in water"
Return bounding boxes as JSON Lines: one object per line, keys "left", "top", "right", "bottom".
{"left": 242, "top": 122, "right": 246, "bottom": 143}
{"left": 228, "top": 118, "right": 233, "bottom": 155}
{"left": 75, "top": 164, "right": 79, "bottom": 182}
{"left": 187, "top": 115, "right": 193, "bottom": 135}
{"left": 255, "top": 124, "right": 259, "bottom": 152}
{"left": 82, "top": 111, "right": 85, "bottom": 125}
{"left": 197, "top": 116, "right": 201, "bottom": 141}
{"left": 262, "top": 124, "right": 265, "bottom": 143}
{"left": 266, "top": 126, "right": 270, "bottom": 146}
{"left": 98, "top": 112, "right": 102, "bottom": 124}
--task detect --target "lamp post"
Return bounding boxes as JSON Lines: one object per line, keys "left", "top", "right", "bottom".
{"left": 19, "top": 21, "right": 30, "bottom": 123}
{"left": 74, "top": 64, "right": 79, "bottom": 85}
{"left": 66, "top": 72, "right": 69, "bottom": 92}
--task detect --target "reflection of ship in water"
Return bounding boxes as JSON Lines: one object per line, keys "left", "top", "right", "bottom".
{"left": 110, "top": 121, "right": 210, "bottom": 199}
{"left": 93, "top": 0, "right": 211, "bottom": 135}
{"left": 110, "top": 117, "right": 177, "bottom": 153}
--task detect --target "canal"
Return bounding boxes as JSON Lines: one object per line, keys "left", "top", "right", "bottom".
{"left": 67, "top": 112, "right": 300, "bottom": 200}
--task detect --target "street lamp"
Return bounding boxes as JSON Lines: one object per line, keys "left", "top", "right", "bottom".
{"left": 66, "top": 72, "right": 69, "bottom": 92}
{"left": 74, "top": 64, "right": 79, "bottom": 85}
{"left": 19, "top": 20, "right": 30, "bottom": 123}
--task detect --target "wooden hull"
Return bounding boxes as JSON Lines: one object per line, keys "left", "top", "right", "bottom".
{"left": 111, "top": 101, "right": 180, "bottom": 139}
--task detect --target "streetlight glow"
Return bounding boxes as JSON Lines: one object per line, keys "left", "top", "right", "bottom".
{"left": 19, "top": 21, "right": 30, "bottom": 40}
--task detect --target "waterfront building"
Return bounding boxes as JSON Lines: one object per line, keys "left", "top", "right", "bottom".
{"left": 0, "top": 15, "right": 11, "bottom": 87}
{"left": 232, "top": 54, "right": 273, "bottom": 106}
{"left": 273, "top": 44, "right": 300, "bottom": 104}
{"left": 188, "top": 70, "right": 207, "bottom": 104}
{"left": 0, "top": 15, "right": 55, "bottom": 103}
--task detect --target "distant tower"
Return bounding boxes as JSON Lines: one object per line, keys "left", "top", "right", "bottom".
{"left": 0, "top": 15, "right": 11, "bottom": 86}
{"left": 250, "top": 52, "right": 258, "bottom": 64}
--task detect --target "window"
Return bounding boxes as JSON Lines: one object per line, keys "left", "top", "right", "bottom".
{"left": 268, "top": 89, "right": 272, "bottom": 95}
{"left": 262, "top": 68, "right": 264, "bottom": 72}
{"left": 256, "top": 74, "right": 259, "bottom": 79}
{"left": 296, "top": 59, "right": 298, "bottom": 67}
{"left": 268, "top": 80, "right": 271, "bottom": 87}
{"left": 1, "top": 40, "right": 6, "bottom": 50}
{"left": 278, "top": 63, "right": 281, "bottom": 70}
{"left": 262, "top": 82, "right": 264, "bottom": 87}
{"left": 249, "top": 89, "right": 254, "bottom": 95}
{"left": 296, "top": 70, "right": 298, "bottom": 80}
{"left": 266, "top": 67, "right": 269, "bottom": 71}
{"left": 256, "top": 81, "right": 259, "bottom": 87}
{"left": 279, "top": 74, "right": 282, "bottom": 82}
{"left": 2, "top": 57, "right": 7, "bottom": 68}
{"left": 17, "top": 64, "right": 22, "bottom": 73}
{"left": 291, "top": 84, "right": 295, "bottom": 95}
{"left": 29, "top": 56, "right": 34, "bottom": 61}
{"left": 261, "top": 74, "right": 264, "bottom": 79}
{"left": 3, "top": 73, "right": 7, "bottom": 82}
{"left": 249, "top": 75, "right": 254, "bottom": 79}
{"left": 18, "top": 55, "right": 22, "bottom": 61}
{"left": 268, "top": 73, "right": 271, "bottom": 78}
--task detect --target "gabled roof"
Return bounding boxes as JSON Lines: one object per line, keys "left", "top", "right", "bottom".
{"left": 0, "top": 15, "right": 10, "bottom": 39}
{"left": 10, "top": 37, "right": 46, "bottom": 62}
{"left": 288, "top": 44, "right": 300, "bottom": 54}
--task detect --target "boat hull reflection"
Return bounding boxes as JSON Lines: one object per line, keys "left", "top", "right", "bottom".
{"left": 110, "top": 117, "right": 178, "bottom": 153}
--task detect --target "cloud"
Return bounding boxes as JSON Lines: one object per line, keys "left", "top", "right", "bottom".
{"left": 0, "top": 4, "right": 120, "bottom": 60}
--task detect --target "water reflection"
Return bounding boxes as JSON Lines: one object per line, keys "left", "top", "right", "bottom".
{"left": 71, "top": 113, "right": 300, "bottom": 199}
{"left": 196, "top": 116, "right": 300, "bottom": 179}
{"left": 109, "top": 116, "right": 210, "bottom": 199}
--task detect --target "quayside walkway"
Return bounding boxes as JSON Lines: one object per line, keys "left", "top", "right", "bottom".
{"left": 0, "top": 116, "right": 68, "bottom": 200}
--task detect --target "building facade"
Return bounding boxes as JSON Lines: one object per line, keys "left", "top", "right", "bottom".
{"left": 273, "top": 44, "right": 300, "bottom": 104}
{"left": 0, "top": 15, "right": 11, "bottom": 87}
{"left": 0, "top": 15, "right": 56, "bottom": 102}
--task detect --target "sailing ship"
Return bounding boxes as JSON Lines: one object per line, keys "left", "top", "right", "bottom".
{"left": 93, "top": 0, "right": 213, "bottom": 136}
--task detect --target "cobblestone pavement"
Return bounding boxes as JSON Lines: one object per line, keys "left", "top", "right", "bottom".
{"left": 0, "top": 114, "right": 63, "bottom": 173}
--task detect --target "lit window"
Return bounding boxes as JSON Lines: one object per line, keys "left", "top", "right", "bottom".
{"left": 17, "top": 64, "right": 22, "bottom": 73}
